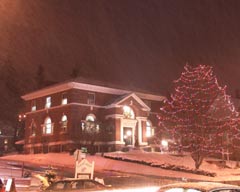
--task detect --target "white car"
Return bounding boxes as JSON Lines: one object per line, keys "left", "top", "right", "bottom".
{"left": 44, "top": 178, "right": 110, "bottom": 192}
{"left": 156, "top": 182, "right": 240, "bottom": 192}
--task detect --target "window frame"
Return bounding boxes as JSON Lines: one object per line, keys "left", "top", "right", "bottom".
{"left": 45, "top": 96, "right": 51, "bottom": 109}
{"left": 87, "top": 92, "right": 95, "bottom": 105}
{"left": 146, "top": 120, "right": 153, "bottom": 137}
{"left": 61, "top": 92, "right": 68, "bottom": 105}
{"left": 43, "top": 117, "right": 53, "bottom": 135}
{"left": 31, "top": 100, "right": 36, "bottom": 111}
{"left": 123, "top": 105, "right": 135, "bottom": 119}
{"left": 60, "top": 114, "right": 68, "bottom": 132}
{"left": 82, "top": 114, "right": 99, "bottom": 132}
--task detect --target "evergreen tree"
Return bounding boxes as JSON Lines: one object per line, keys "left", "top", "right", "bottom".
{"left": 70, "top": 63, "right": 97, "bottom": 79}
{"left": 0, "top": 60, "right": 23, "bottom": 123}
{"left": 1, "top": 61, "right": 21, "bottom": 96}
{"left": 159, "top": 64, "right": 240, "bottom": 169}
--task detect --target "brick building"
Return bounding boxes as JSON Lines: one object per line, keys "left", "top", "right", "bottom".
{"left": 21, "top": 79, "right": 165, "bottom": 154}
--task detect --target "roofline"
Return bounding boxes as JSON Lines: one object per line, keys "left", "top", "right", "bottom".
{"left": 113, "top": 93, "right": 151, "bottom": 111}
{"left": 21, "top": 81, "right": 166, "bottom": 101}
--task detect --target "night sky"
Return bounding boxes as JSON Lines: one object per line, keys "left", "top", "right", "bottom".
{"left": 1, "top": 0, "right": 240, "bottom": 96}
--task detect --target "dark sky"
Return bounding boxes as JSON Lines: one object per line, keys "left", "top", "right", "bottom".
{"left": 1, "top": 0, "right": 240, "bottom": 96}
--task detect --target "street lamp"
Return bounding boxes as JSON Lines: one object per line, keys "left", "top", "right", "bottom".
{"left": 161, "top": 140, "right": 169, "bottom": 152}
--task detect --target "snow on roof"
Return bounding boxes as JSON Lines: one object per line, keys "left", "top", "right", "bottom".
{"left": 22, "top": 79, "right": 165, "bottom": 102}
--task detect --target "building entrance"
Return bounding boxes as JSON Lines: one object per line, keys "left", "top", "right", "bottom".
{"left": 123, "top": 127, "right": 133, "bottom": 145}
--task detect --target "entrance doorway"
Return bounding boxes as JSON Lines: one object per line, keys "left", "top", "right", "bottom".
{"left": 123, "top": 127, "right": 133, "bottom": 145}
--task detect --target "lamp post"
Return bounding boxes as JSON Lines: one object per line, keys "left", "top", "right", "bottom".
{"left": 161, "top": 139, "right": 169, "bottom": 152}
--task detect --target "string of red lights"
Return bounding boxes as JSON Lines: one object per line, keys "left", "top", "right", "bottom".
{"left": 158, "top": 64, "right": 240, "bottom": 168}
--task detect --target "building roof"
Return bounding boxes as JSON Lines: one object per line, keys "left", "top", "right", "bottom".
{"left": 106, "top": 93, "right": 151, "bottom": 111}
{"left": 22, "top": 77, "right": 166, "bottom": 102}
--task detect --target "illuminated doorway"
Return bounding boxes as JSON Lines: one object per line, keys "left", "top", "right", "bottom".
{"left": 123, "top": 127, "right": 133, "bottom": 145}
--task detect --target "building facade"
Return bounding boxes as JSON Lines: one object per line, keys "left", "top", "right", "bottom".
{"left": 21, "top": 80, "right": 165, "bottom": 154}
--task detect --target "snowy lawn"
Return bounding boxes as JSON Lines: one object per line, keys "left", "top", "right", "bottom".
{"left": 1, "top": 150, "right": 240, "bottom": 182}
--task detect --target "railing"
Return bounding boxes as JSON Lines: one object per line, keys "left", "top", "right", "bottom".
{"left": 0, "top": 160, "right": 36, "bottom": 191}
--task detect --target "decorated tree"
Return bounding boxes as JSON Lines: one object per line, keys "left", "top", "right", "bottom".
{"left": 158, "top": 64, "right": 240, "bottom": 169}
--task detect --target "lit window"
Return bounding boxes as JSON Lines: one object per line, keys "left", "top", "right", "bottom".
{"left": 86, "top": 114, "right": 96, "bottom": 122}
{"left": 62, "top": 93, "right": 67, "bottom": 105}
{"left": 43, "top": 117, "right": 53, "bottom": 134}
{"left": 123, "top": 106, "right": 135, "bottom": 119}
{"left": 45, "top": 97, "right": 51, "bottom": 108}
{"left": 82, "top": 114, "right": 96, "bottom": 130}
{"left": 146, "top": 121, "right": 153, "bottom": 137}
{"left": 31, "top": 100, "right": 36, "bottom": 111}
{"left": 61, "top": 114, "right": 67, "bottom": 131}
{"left": 87, "top": 93, "right": 95, "bottom": 105}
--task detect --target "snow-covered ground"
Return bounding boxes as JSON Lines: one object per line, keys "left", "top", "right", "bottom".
{"left": 1, "top": 150, "right": 240, "bottom": 183}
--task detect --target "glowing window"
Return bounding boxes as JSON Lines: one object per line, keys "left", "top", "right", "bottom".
{"left": 45, "top": 97, "right": 51, "bottom": 108}
{"left": 62, "top": 115, "right": 67, "bottom": 122}
{"left": 86, "top": 114, "right": 96, "bottom": 122}
{"left": 31, "top": 100, "right": 36, "bottom": 111}
{"left": 62, "top": 93, "right": 67, "bottom": 105}
{"left": 82, "top": 114, "right": 97, "bottom": 130}
{"left": 43, "top": 117, "right": 53, "bottom": 134}
{"left": 61, "top": 114, "right": 67, "bottom": 131}
{"left": 146, "top": 121, "right": 153, "bottom": 137}
{"left": 123, "top": 106, "right": 135, "bottom": 119}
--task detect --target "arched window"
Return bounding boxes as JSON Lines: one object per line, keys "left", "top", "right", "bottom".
{"left": 62, "top": 114, "right": 67, "bottom": 122}
{"left": 123, "top": 106, "right": 135, "bottom": 119}
{"left": 43, "top": 117, "right": 53, "bottom": 134}
{"left": 146, "top": 121, "right": 154, "bottom": 137}
{"left": 82, "top": 114, "right": 99, "bottom": 132}
{"left": 61, "top": 114, "right": 68, "bottom": 131}
{"left": 86, "top": 114, "right": 96, "bottom": 122}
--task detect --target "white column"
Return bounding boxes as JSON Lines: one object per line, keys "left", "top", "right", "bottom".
{"left": 132, "top": 126, "right": 135, "bottom": 145}
{"left": 138, "top": 119, "right": 142, "bottom": 144}
{"left": 120, "top": 118, "right": 124, "bottom": 143}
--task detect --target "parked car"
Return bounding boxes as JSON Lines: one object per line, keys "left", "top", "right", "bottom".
{"left": 156, "top": 182, "right": 240, "bottom": 192}
{"left": 44, "top": 178, "right": 110, "bottom": 192}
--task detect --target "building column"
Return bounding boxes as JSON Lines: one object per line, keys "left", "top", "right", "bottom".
{"left": 136, "top": 117, "right": 148, "bottom": 146}
{"left": 120, "top": 117, "right": 124, "bottom": 143}
{"left": 137, "top": 119, "right": 142, "bottom": 145}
